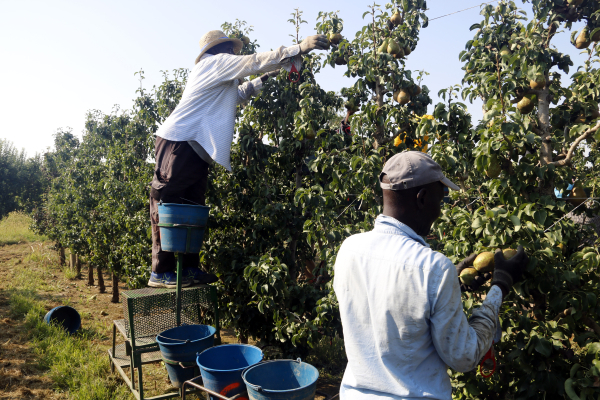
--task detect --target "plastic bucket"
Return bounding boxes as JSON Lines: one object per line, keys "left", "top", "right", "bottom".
{"left": 156, "top": 324, "right": 216, "bottom": 388}
{"left": 242, "top": 359, "right": 319, "bottom": 400}
{"left": 197, "top": 344, "right": 263, "bottom": 400}
{"left": 157, "top": 203, "right": 209, "bottom": 253}
{"left": 44, "top": 306, "right": 81, "bottom": 334}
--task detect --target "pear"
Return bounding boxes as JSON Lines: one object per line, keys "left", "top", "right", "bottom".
{"left": 567, "top": 182, "right": 587, "bottom": 206}
{"left": 306, "top": 127, "right": 316, "bottom": 140}
{"left": 590, "top": 107, "right": 600, "bottom": 120}
{"left": 378, "top": 38, "right": 390, "bottom": 54}
{"left": 459, "top": 268, "right": 479, "bottom": 285}
{"left": 335, "top": 56, "right": 347, "bottom": 65}
{"left": 388, "top": 39, "right": 401, "bottom": 55}
{"left": 486, "top": 154, "right": 501, "bottom": 178}
{"left": 392, "top": 47, "right": 405, "bottom": 59}
{"left": 567, "top": 0, "right": 583, "bottom": 5}
{"left": 330, "top": 33, "right": 343, "bottom": 45}
{"left": 395, "top": 89, "right": 411, "bottom": 105}
{"left": 530, "top": 76, "right": 546, "bottom": 90}
{"left": 412, "top": 85, "right": 422, "bottom": 96}
{"left": 499, "top": 46, "right": 512, "bottom": 57}
{"left": 502, "top": 249, "right": 517, "bottom": 260}
{"left": 592, "top": 28, "right": 600, "bottom": 42}
{"left": 517, "top": 96, "right": 535, "bottom": 114}
{"left": 390, "top": 12, "right": 403, "bottom": 26}
{"left": 404, "top": 46, "right": 412, "bottom": 56}
{"left": 241, "top": 36, "right": 250, "bottom": 46}
{"left": 473, "top": 252, "right": 495, "bottom": 273}
{"left": 575, "top": 29, "right": 591, "bottom": 49}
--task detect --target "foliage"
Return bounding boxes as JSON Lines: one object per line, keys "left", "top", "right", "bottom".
{"left": 0, "top": 139, "right": 46, "bottom": 219}
{"left": 430, "top": 1, "right": 600, "bottom": 398}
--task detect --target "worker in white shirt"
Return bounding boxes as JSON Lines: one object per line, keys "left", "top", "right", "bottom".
{"left": 148, "top": 30, "right": 329, "bottom": 288}
{"left": 333, "top": 150, "right": 529, "bottom": 399}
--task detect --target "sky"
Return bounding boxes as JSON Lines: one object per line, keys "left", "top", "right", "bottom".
{"left": 0, "top": 0, "right": 590, "bottom": 157}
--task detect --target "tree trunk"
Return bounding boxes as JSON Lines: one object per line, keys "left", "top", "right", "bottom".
{"left": 87, "top": 263, "right": 94, "bottom": 286}
{"left": 111, "top": 273, "right": 119, "bottom": 303}
{"left": 69, "top": 252, "right": 76, "bottom": 271}
{"left": 537, "top": 78, "right": 552, "bottom": 166}
{"left": 97, "top": 266, "right": 105, "bottom": 293}
{"left": 58, "top": 246, "right": 65, "bottom": 266}
{"left": 75, "top": 255, "right": 81, "bottom": 279}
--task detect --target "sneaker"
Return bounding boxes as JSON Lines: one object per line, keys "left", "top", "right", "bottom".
{"left": 148, "top": 272, "right": 192, "bottom": 289}
{"left": 185, "top": 268, "right": 218, "bottom": 285}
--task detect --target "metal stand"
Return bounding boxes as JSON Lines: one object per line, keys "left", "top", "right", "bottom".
{"left": 181, "top": 376, "right": 339, "bottom": 400}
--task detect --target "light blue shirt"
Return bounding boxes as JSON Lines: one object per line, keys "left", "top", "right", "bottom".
{"left": 333, "top": 215, "right": 502, "bottom": 400}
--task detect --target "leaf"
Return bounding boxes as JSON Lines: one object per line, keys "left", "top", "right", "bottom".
{"left": 469, "top": 23, "right": 481, "bottom": 31}
{"left": 509, "top": 215, "right": 521, "bottom": 231}
{"left": 534, "top": 210, "right": 547, "bottom": 226}
{"left": 534, "top": 338, "right": 552, "bottom": 357}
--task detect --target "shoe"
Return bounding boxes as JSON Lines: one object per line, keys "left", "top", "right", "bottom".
{"left": 148, "top": 272, "right": 192, "bottom": 288}
{"left": 185, "top": 268, "right": 218, "bottom": 285}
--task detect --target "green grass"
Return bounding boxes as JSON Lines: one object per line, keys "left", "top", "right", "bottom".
{"left": 7, "top": 248, "right": 131, "bottom": 400}
{"left": 0, "top": 211, "right": 46, "bottom": 245}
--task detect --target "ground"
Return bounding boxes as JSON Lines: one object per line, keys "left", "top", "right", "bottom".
{"left": 0, "top": 236, "right": 341, "bottom": 399}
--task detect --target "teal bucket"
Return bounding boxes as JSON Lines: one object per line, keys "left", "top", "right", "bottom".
{"left": 156, "top": 324, "right": 216, "bottom": 388}
{"left": 242, "top": 359, "right": 319, "bottom": 400}
{"left": 157, "top": 203, "right": 209, "bottom": 253}
{"left": 196, "top": 344, "right": 264, "bottom": 400}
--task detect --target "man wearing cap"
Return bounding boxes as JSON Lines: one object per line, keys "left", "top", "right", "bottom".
{"left": 333, "top": 150, "right": 529, "bottom": 399}
{"left": 148, "top": 30, "right": 329, "bottom": 288}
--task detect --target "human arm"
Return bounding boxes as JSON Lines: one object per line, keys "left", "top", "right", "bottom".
{"left": 430, "top": 262, "right": 502, "bottom": 372}
{"left": 236, "top": 71, "right": 281, "bottom": 104}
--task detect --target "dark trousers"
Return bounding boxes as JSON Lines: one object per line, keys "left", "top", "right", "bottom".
{"left": 150, "top": 136, "right": 209, "bottom": 273}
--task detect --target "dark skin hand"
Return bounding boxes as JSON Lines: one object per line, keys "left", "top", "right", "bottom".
{"left": 381, "top": 174, "right": 505, "bottom": 299}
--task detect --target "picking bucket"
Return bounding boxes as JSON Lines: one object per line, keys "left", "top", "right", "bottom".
{"left": 156, "top": 324, "right": 216, "bottom": 388}
{"left": 196, "top": 344, "right": 263, "bottom": 400}
{"left": 242, "top": 359, "right": 319, "bottom": 400}
{"left": 157, "top": 203, "right": 209, "bottom": 253}
{"left": 44, "top": 306, "right": 81, "bottom": 334}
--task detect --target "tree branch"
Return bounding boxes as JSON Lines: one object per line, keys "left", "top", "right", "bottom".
{"left": 583, "top": 316, "right": 600, "bottom": 337}
{"left": 548, "top": 121, "right": 600, "bottom": 166}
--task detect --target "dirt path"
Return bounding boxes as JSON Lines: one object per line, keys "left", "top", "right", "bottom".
{"left": 0, "top": 242, "right": 340, "bottom": 399}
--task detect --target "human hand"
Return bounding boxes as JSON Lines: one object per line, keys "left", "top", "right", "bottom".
{"left": 456, "top": 253, "right": 492, "bottom": 292}
{"left": 260, "top": 70, "right": 280, "bottom": 82}
{"left": 491, "top": 245, "right": 529, "bottom": 296}
{"left": 299, "top": 34, "right": 330, "bottom": 54}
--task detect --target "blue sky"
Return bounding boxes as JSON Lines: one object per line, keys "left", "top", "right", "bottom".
{"left": 0, "top": 0, "right": 589, "bottom": 156}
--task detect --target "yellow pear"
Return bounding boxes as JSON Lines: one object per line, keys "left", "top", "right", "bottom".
{"left": 390, "top": 12, "right": 403, "bottom": 26}
{"left": 575, "top": 29, "right": 591, "bottom": 49}
{"left": 396, "top": 89, "right": 411, "bottom": 105}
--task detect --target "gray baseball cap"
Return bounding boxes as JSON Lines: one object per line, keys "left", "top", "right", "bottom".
{"left": 379, "top": 150, "right": 460, "bottom": 191}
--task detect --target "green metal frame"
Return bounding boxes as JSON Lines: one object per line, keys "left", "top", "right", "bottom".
{"left": 108, "top": 255, "right": 220, "bottom": 400}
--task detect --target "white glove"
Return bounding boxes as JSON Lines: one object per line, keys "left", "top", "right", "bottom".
{"left": 299, "top": 35, "right": 330, "bottom": 54}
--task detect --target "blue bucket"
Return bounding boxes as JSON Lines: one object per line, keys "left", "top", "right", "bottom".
{"left": 157, "top": 203, "right": 209, "bottom": 253}
{"left": 242, "top": 359, "right": 319, "bottom": 400}
{"left": 156, "top": 324, "right": 216, "bottom": 388}
{"left": 197, "top": 344, "right": 263, "bottom": 400}
{"left": 44, "top": 306, "right": 81, "bottom": 334}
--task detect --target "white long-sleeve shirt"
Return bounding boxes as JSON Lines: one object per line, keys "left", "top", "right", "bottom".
{"left": 155, "top": 45, "right": 302, "bottom": 171}
{"left": 333, "top": 215, "right": 502, "bottom": 400}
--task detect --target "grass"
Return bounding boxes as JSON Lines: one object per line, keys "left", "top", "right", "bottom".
{"left": 7, "top": 245, "right": 131, "bottom": 400}
{"left": 0, "top": 211, "right": 47, "bottom": 245}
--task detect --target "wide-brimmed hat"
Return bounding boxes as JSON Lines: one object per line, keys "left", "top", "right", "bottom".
{"left": 195, "top": 30, "right": 243, "bottom": 64}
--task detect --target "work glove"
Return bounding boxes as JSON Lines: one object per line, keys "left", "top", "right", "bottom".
{"left": 260, "top": 70, "right": 280, "bottom": 82}
{"left": 456, "top": 253, "right": 491, "bottom": 292}
{"left": 490, "top": 245, "right": 529, "bottom": 296}
{"left": 299, "top": 34, "right": 330, "bottom": 54}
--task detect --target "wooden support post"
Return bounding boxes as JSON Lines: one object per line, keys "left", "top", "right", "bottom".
{"left": 69, "top": 253, "right": 76, "bottom": 271}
